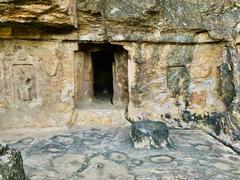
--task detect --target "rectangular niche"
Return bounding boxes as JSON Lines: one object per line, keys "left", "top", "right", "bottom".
{"left": 74, "top": 43, "right": 129, "bottom": 108}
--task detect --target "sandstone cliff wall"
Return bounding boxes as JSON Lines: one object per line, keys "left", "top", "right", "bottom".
{"left": 0, "top": 0, "right": 240, "bottom": 150}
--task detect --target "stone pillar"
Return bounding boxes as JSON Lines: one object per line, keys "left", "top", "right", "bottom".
{"left": 112, "top": 47, "right": 129, "bottom": 105}
{"left": 74, "top": 51, "right": 94, "bottom": 106}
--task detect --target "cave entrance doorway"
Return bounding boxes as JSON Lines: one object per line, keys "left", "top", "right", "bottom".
{"left": 75, "top": 43, "right": 129, "bottom": 108}
{"left": 92, "top": 49, "right": 114, "bottom": 103}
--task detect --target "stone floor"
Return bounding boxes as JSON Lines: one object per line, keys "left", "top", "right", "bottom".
{"left": 1, "top": 127, "right": 240, "bottom": 180}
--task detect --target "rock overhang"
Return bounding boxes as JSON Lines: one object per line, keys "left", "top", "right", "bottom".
{"left": 0, "top": 0, "right": 78, "bottom": 29}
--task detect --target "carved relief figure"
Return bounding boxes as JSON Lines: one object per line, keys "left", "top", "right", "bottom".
{"left": 13, "top": 64, "right": 36, "bottom": 102}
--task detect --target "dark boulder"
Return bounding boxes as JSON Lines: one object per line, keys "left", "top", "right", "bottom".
{"left": 130, "top": 120, "right": 172, "bottom": 149}
{"left": 0, "top": 144, "right": 25, "bottom": 180}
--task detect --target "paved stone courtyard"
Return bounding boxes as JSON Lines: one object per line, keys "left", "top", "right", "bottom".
{"left": 1, "top": 127, "right": 240, "bottom": 180}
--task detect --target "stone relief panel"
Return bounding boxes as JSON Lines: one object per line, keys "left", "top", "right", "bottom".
{"left": 12, "top": 64, "right": 36, "bottom": 102}
{"left": 0, "top": 40, "right": 78, "bottom": 129}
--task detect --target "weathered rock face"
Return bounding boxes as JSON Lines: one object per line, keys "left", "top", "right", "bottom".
{"left": 0, "top": 0, "right": 240, "bottom": 151}
{"left": 0, "top": 144, "right": 25, "bottom": 180}
{"left": 0, "top": 0, "right": 77, "bottom": 28}
{"left": 77, "top": 0, "right": 240, "bottom": 42}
